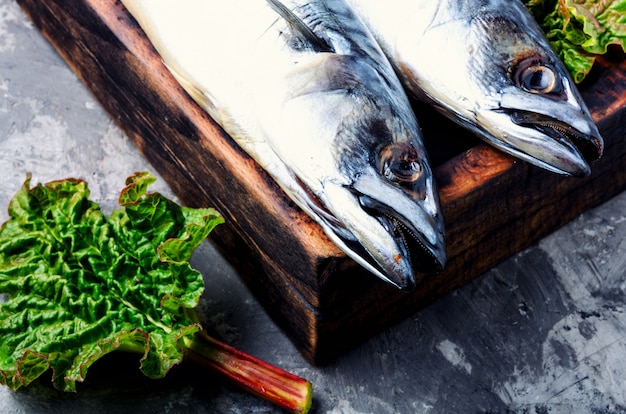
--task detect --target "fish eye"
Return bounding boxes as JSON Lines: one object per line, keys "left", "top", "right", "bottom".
{"left": 515, "top": 58, "right": 558, "bottom": 94}
{"left": 379, "top": 144, "right": 422, "bottom": 184}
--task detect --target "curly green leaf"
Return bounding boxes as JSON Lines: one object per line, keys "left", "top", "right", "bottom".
{"left": 0, "top": 172, "right": 222, "bottom": 391}
{"left": 0, "top": 172, "right": 311, "bottom": 413}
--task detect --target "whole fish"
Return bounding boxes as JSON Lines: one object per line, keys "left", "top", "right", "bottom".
{"left": 121, "top": 0, "right": 446, "bottom": 290}
{"left": 345, "top": 0, "right": 603, "bottom": 177}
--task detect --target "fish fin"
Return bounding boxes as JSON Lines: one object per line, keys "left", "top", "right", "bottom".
{"left": 266, "top": 0, "right": 334, "bottom": 53}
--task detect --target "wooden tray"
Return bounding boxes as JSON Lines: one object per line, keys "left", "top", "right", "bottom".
{"left": 18, "top": 0, "right": 626, "bottom": 363}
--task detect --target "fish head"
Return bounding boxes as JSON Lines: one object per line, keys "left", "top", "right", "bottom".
{"left": 314, "top": 135, "right": 446, "bottom": 291}
{"left": 347, "top": 137, "right": 447, "bottom": 289}
{"left": 464, "top": 9, "right": 603, "bottom": 177}
{"left": 296, "top": 94, "right": 446, "bottom": 291}
{"left": 266, "top": 53, "right": 446, "bottom": 290}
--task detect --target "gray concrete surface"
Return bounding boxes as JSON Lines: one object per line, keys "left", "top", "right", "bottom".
{"left": 2, "top": 1, "right": 626, "bottom": 412}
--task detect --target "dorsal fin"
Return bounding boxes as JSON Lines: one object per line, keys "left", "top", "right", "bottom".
{"left": 266, "top": 0, "right": 334, "bottom": 53}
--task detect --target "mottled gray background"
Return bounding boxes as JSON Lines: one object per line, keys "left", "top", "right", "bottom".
{"left": 1, "top": 1, "right": 626, "bottom": 412}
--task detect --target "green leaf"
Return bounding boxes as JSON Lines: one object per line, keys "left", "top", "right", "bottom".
{"left": 0, "top": 172, "right": 223, "bottom": 391}
{"left": 524, "top": 0, "right": 626, "bottom": 82}
{"left": 0, "top": 173, "right": 312, "bottom": 413}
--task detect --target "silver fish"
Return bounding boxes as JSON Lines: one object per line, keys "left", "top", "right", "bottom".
{"left": 346, "top": 0, "right": 603, "bottom": 177}
{"left": 121, "top": 0, "right": 446, "bottom": 290}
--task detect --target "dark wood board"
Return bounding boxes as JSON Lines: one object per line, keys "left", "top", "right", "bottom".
{"left": 17, "top": 0, "right": 626, "bottom": 364}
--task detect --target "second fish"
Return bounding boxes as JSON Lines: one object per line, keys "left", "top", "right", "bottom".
{"left": 347, "top": 0, "right": 604, "bottom": 177}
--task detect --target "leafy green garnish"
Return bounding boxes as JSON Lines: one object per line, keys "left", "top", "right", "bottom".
{"left": 0, "top": 172, "right": 312, "bottom": 413}
{"left": 524, "top": 0, "right": 626, "bottom": 83}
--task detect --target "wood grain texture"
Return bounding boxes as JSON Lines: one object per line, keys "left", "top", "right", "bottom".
{"left": 17, "top": 0, "right": 626, "bottom": 363}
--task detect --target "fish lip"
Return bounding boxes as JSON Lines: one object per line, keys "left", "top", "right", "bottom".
{"left": 303, "top": 188, "right": 445, "bottom": 291}
{"left": 292, "top": 174, "right": 420, "bottom": 290}
{"left": 292, "top": 174, "right": 445, "bottom": 291}
{"left": 358, "top": 194, "right": 446, "bottom": 282}
{"left": 306, "top": 202, "right": 419, "bottom": 291}
{"left": 341, "top": 235, "right": 418, "bottom": 291}
{"left": 509, "top": 110, "right": 604, "bottom": 168}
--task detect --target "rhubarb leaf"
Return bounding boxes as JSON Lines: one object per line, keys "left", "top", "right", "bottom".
{"left": 0, "top": 172, "right": 223, "bottom": 391}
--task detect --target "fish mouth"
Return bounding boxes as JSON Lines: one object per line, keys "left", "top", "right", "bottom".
{"left": 292, "top": 175, "right": 445, "bottom": 291}
{"left": 510, "top": 110, "right": 603, "bottom": 176}
{"left": 382, "top": 211, "right": 444, "bottom": 273}
{"left": 357, "top": 194, "right": 445, "bottom": 290}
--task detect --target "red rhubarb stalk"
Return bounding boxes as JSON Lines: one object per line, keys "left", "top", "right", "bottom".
{"left": 185, "top": 332, "right": 312, "bottom": 414}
